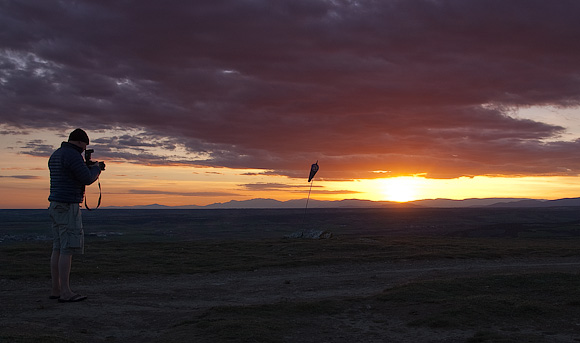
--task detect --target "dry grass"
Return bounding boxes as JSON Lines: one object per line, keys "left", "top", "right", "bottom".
{"left": 163, "top": 272, "right": 580, "bottom": 343}
{"left": 3, "top": 236, "right": 580, "bottom": 279}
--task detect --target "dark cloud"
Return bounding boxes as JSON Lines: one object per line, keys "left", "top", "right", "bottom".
{"left": 241, "top": 182, "right": 360, "bottom": 194}
{"left": 241, "top": 182, "right": 311, "bottom": 191}
{"left": 0, "top": 175, "right": 41, "bottom": 180}
{"left": 18, "top": 140, "right": 56, "bottom": 157}
{"left": 311, "top": 189, "right": 361, "bottom": 195}
{"left": 2, "top": 0, "right": 580, "bottom": 179}
{"left": 128, "top": 189, "right": 239, "bottom": 197}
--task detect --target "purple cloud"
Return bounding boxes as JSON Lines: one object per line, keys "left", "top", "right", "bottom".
{"left": 2, "top": 0, "right": 580, "bottom": 179}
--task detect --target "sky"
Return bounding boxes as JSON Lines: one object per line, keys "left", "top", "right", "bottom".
{"left": 1, "top": 0, "right": 580, "bottom": 209}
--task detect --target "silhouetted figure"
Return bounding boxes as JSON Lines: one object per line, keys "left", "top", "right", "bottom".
{"left": 48, "top": 128, "right": 104, "bottom": 303}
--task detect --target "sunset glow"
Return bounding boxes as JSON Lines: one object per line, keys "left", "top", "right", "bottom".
{"left": 378, "top": 177, "right": 423, "bottom": 202}
{"left": 2, "top": 140, "right": 580, "bottom": 209}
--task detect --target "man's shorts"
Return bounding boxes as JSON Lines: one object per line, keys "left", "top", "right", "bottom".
{"left": 49, "top": 202, "right": 84, "bottom": 255}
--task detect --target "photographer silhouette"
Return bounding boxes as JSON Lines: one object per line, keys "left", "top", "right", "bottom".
{"left": 48, "top": 128, "right": 104, "bottom": 303}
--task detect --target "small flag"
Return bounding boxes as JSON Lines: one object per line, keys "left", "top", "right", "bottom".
{"left": 308, "top": 161, "right": 319, "bottom": 182}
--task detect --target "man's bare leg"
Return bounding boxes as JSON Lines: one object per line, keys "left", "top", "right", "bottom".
{"left": 50, "top": 250, "right": 61, "bottom": 297}
{"left": 58, "top": 254, "right": 74, "bottom": 300}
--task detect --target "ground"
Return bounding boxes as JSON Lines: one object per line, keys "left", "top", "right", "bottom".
{"left": 2, "top": 207, "right": 580, "bottom": 342}
{"left": 2, "top": 256, "right": 580, "bottom": 342}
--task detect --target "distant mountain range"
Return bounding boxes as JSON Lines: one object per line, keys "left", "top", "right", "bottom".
{"left": 105, "top": 197, "right": 580, "bottom": 209}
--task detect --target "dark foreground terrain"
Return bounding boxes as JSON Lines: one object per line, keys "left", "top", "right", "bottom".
{"left": 1, "top": 207, "right": 580, "bottom": 342}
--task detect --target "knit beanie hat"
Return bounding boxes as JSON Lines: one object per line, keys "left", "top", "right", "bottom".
{"left": 68, "top": 128, "right": 90, "bottom": 144}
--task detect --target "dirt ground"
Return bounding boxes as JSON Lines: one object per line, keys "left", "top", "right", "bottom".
{"left": 2, "top": 256, "right": 580, "bottom": 342}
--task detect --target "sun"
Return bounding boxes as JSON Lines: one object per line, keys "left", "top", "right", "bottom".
{"left": 380, "top": 176, "right": 422, "bottom": 202}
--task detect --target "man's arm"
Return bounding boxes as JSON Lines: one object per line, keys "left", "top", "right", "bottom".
{"left": 67, "top": 152, "right": 101, "bottom": 185}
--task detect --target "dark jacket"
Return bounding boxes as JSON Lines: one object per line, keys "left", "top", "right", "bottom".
{"left": 48, "top": 142, "right": 101, "bottom": 203}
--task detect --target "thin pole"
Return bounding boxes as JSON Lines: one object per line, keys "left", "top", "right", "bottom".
{"left": 302, "top": 161, "right": 319, "bottom": 236}
{"left": 305, "top": 178, "right": 314, "bottom": 215}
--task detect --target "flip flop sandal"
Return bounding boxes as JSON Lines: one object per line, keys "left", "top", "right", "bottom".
{"left": 58, "top": 294, "right": 87, "bottom": 303}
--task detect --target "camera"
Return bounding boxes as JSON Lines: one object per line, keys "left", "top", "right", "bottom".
{"left": 85, "top": 149, "right": 106, "bottom": 170}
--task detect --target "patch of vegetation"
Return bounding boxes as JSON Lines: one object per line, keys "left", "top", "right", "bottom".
{"left": 161, "top": 272, "right": 580, "bottom": 342}
{"left": 466, "top": 331, "right": 548, "bottom": 343}
{"left": 378, "top": 272, "right": 580, "bottom": 330}
{"left": 2, "top": 237, "right": 580, "bottom": 279}
{"left": 171, "top": 300, "right": 345, "bottom": 342}
{"left": 0, "top": 334, "right": 76, "bottom": 343}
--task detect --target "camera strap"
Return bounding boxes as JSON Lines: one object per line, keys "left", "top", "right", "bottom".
{"left": 84, "top": 177, "right": 102, "bottom": 211}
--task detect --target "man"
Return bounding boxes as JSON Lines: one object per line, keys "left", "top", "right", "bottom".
{"left": 48, "top": 128, "right": 104, "bottom": 303}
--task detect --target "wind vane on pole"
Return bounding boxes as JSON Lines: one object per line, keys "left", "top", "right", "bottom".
{"left": 308, "top": 161, "right": 319, "bottom": 182}
{"left": 305, "top": 161, "right": 319, "bottom": 212}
